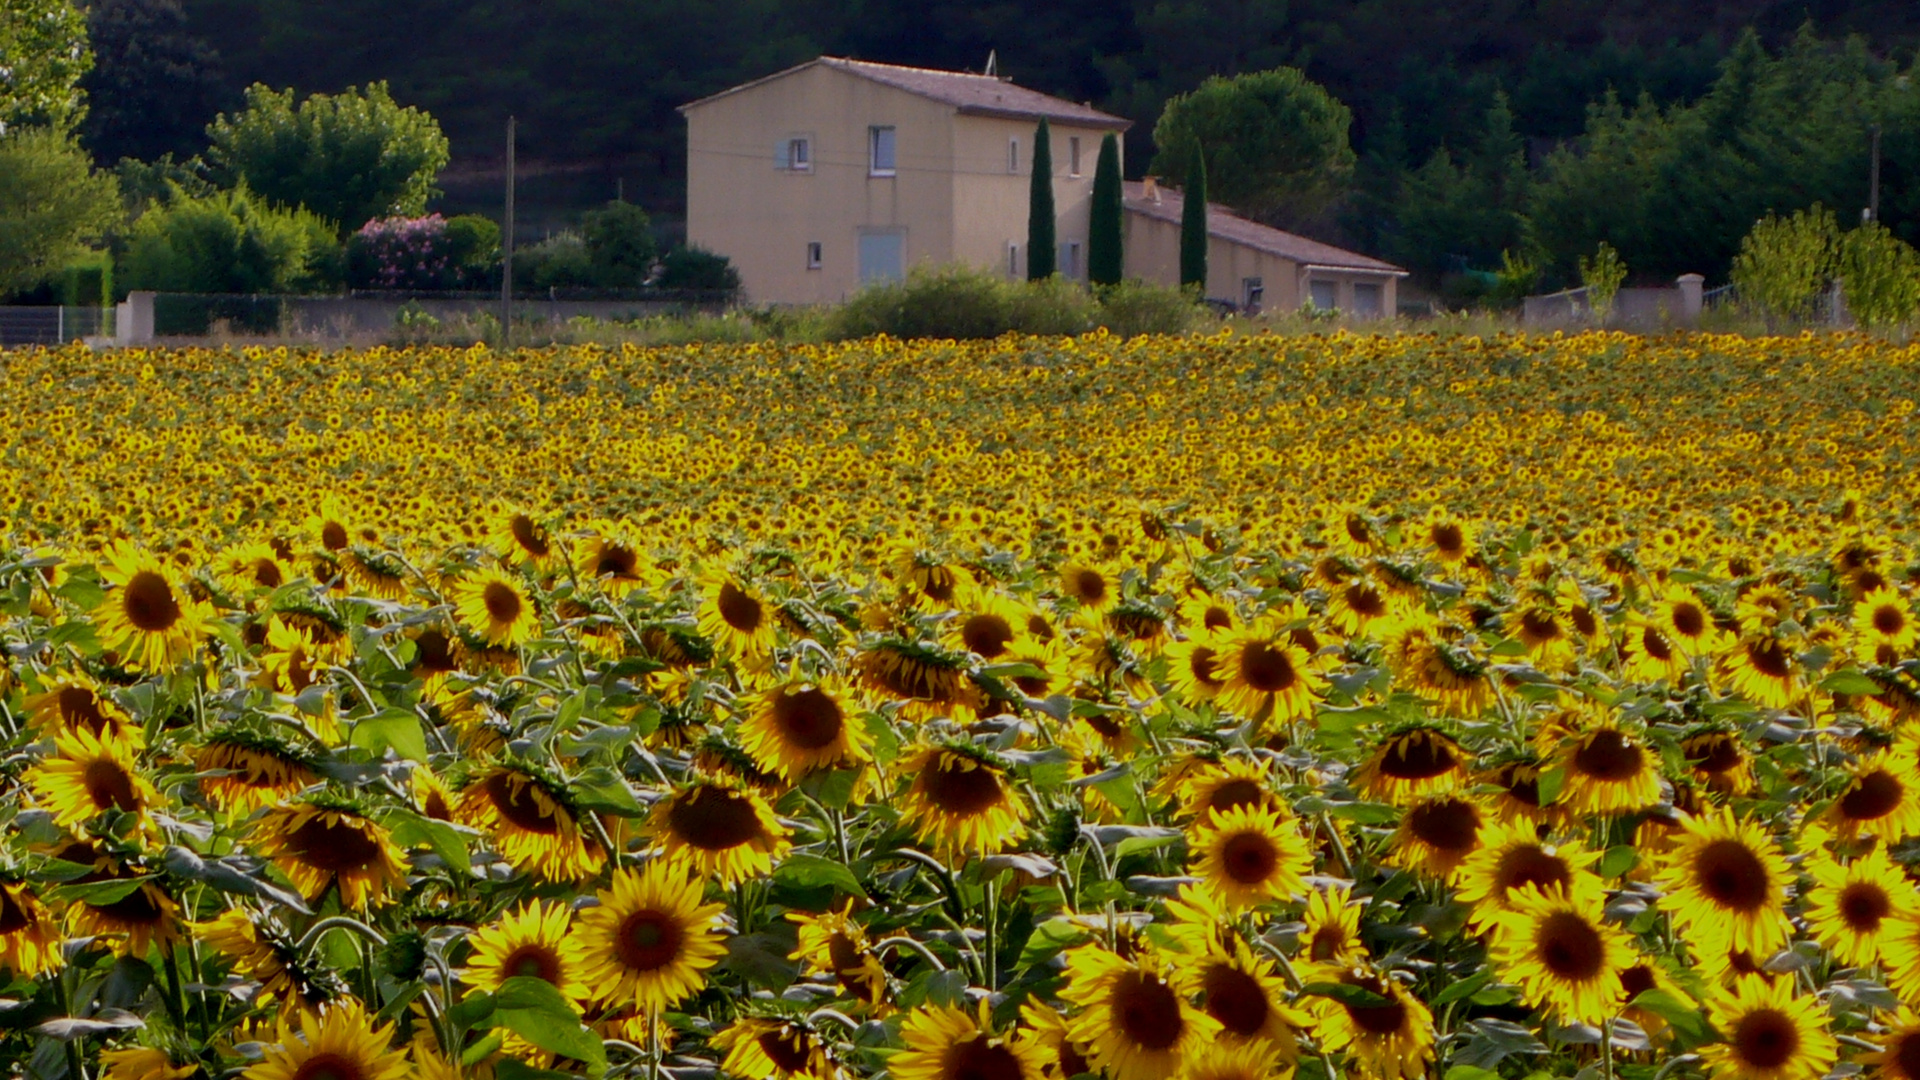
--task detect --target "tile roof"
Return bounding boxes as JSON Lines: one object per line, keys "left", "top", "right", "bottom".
{"left": 680, "top": 57, "right": 1132, "bottom": 129}
{"left": 1123, "top": 181, "right": 1405, "bottom": 275}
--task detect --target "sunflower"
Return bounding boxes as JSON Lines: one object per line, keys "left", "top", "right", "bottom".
{"left": 1619, "top": 959, "right": 1688, "bottom": 1044}
{"left": 1020, "top": 999, "right": 1096, "bottom": 1080}
{"left": 27, "top": 726, "right": 160, "bottom": 831}
{"left": 1178, "top": 590, "right": 1242, "bottom": 637}
{"left": 304, "top": 498, "right": 357, "bottom": 555}
{"left": 0, "top": 880, "right": 64, "bottom": 976}
{"left": 1189, "top": 804, "right": 1313, "bottom": 909}
{"left": 575, "top": 860, "right": 729, "bottom": 1013}
{"left": 1553, "top": 723, "right": 1663, "bottom": 816}
{"left": 91, "top": 542, "right": 207, "bottom": 672}
{"left": 573, "top": 528, "right": 650, "bottom": 598}
{"left": 1488, "top": 886, "right": 1632, "bottom": 1026}
{"left": 1621, "top": 613, "right": 1689, "bottom": 684}
{"left": 891, "top": 1002, "right": 1048, "bottom": 1080}
{"left": 1480, "top": 756, "right": 1553, "bottom": 826}
{"left": 1827, "top": 745, "right": 1920, "bottom": 841}
{"left": 1864, "top": 1007, "right": 1920, "bottom": 1080}
{"left": 492, "top": 507, "right": 561, "bottom": 570}
{"left": 1326, "top": 578, "right": 1398, "bottom": 638}
{"left": 1852, "top": 585, "right": 1916, "bottom": 650}
{"left": 1297, "top": 885, "right": 1366, "bottom": 973}
{"left": 699, "top": 569, "right": 779, "bottom": 656}
{"left": 464, "top": 901, "right": 592, "bottom": 1002}
{"left": 713, "top": 1017, "right": 836, "bottom": 1080}
{"left": 241, "top": 999, "right": 412, "bottom": 1080}
{"left": 196, "top": 728, "right": 318, "bottom": 813}
{"left": 646, "top": 777, "right": 792, "bottom": 884}
{"left": 740, "top": 679, "right": 873, "bottom": 782}
{"left": 1165, "top": 634, "right": 1229, "bottom": 704}
{"left": 857, "top": 639, "right": 984, "bottom": 720}
{"left": 788, "top": 905, "right": 889, "bottom": 1007}
{"left": 99, "top": 1048, "right": 197, "bottom": 1080}
{"left": 1382, "top": 618, "right": 1490, "bottom": 713}
{"left": 1386, "top": 794, "right": 1483, "bottom": 880}
{"left": 24, "top": 674, "right": 138, "bottom": 740}
{"left": 1173, "top": 756, "right": 1282, "bottom": 823}
{"left": 942, "top": 587, "right": 1029, "bottom": 660}
{"left": 1455, "top": 821, "right": 1602, "bottom": 927}
{"left": 1682, "top": 729, "right": 1755, "bottom": 796}
{"left": 452, "top": 568, "right": 540, "bottom": 648}
{"left": 194, "top": 907, "right": 345, "bottom": 1017}
{"left": 1173, "top": 941, "right": 1307, "bottom": 1057}
{"left": 1653, "top": 807, "right": 1793, "bottom": 958}
{"left": 67, "top": 871, "right": 182, "bottom": 957}
{"left": 893, "top": 546, "right": 975, "bottom": 611}
{"left": 1801, "top": 845, "right": 1914, "bottom": 967}
{"left": 1058, "top": 562, "right": 1120, "bottom": 614}
{"left": 1351, "top": 725, "right": 1468, "bottom": 805}
{"left": 1209, "top": 620, "right": 1323, "bottom": 723}
{"left": 456, "top": 763, "right": 604, "bottom": 882}
{"left": 1421, "top": 507, "right": 1475, "bottom": 564}
{"left": 251, "top": 801, "right": 408, "bottom": 910}
{"left": 1699, "top": 977, "right": 1837, "bottom": 1080}
{"left": 898, "top": 745, "right": 1028, "bottom": 857}
{"left": 1059, "top": 945, "right": 1220, "bottom": 1080}
{"left": 1655, "top": 585, "right": 1724, "bottom": 655}
{"left": 1306, "top": 965, "right": 1435, "bottom": 1080}
{"left": 1721, "top": 633, "right": 1801, "bottom": 710}
{"left": 1884, "top": 913, "right": 1920, "bottom": 1003}
{"left": 1511, "top": 603, "right": 1577, "bottom": 669}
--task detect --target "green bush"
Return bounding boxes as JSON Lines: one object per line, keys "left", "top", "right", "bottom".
{"left": 1095, "top": 279, "right": 1204, "bottom": 336}
{"left": 829, "top": 264, "right": 1101, "bottom": 340}
{"left": 122, "top": 185, "right": 342, "bottom": 294}
{"left": 443, "top": 214, "right": 501, "bottom": 280}
{"left": 1730, "top": 204, "right": 1839, "bottom": 328}
{"left": 580, "top": 200, "right": 656, "bottom": 288}
{"left": 1835, "top": 222, "right": 1920, "bottom": 330}
{"left": 0, "top": 127, "right": 123, "bottom": 296}
{"left": 656, "top": 245, "right": 741, "bottom": 292}
{"left": 519, "top": 232, "right": 593, "bottom": 289}
{"left": 58, "top": 251, "right": 112, "bottom": 306}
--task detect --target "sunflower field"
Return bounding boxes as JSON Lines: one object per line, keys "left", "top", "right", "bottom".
{"left": 1, "top": 330, "right": 1919, "bottom": 1080}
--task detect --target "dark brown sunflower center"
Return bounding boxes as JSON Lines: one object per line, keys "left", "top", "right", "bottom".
{"left": 1572, "top": 729, "right": 1644, "bottom": 781}
{"left": 1687, "top": 735, "right": 1743, "bottom": 775}
{"left": 121, "top": 570, "right": 182, "bottom": 632}
{"left": 251, "top": 558, "right": 285, "bottom": 588}
{"left": 1838, "top": 882, "right": 1892, "bottom": 931}
{"left": 1309, "top": 924, "right": 1346, "bottom": 963}
{"left": 1569, "top": 605, "right": 1599, "bottom": 636}
{"left": 503, "top": 943, "right": 563, "bottom": 984}
{"left": 1744, "top": 638, "right": 1793, "bottom": 679}
{"left": 1670, "top": 602, "right": 1706, "bottom": 638}
{"left": 1187, "top": 646, "right": 1224, "bottom": 689}
{"left": 1892, "top": 1032, "right": 1920, "bottom": 1080}
{"left": 922, "top": 758, "right": 1005, "bottom": 816}
{"left": 1207, "top": 778, "right": 1266, "bottom": 816}
{"left": 1495, "top": 845, "right": 1572, "bottom": 897}
{"left": 1496, "top": 766, "right": 1542, "bottom": 808}
{"left": 0, "top": 889, "right": 33, "bottom": 934}
{"left": 772, "top": 687, "right": 845, "bottom": 750}
{"left": 1693, "top": 839, "right": 1770, "bottom": 911}
{"left": 1619, "top": 964, "right": 1655, "bottom": 999}
{"left": 1637, "top": 626, "right": 1673, "bottom": 661}
{"left": 1406, "top": 798, "right": 1480, "bottom": 853}
{"left": 1343, "top": 978, "right": 1409, "bottom": 1036}
{"left": 1873, "top": 605, "right": 1907, "bottom": 637}
{"left": 594, "top": 544, "right": 638, "bottom": 579}
{"left": 414, "top": 628, "right": 457, "bottom": 674}
{"left": 484, "top": 773, "right": 562, "bottom": 835}
{"left": 667, "top": 786, "right": 767, "bottom": 850}
{"left": 1379, "top": 733, "right": 1460, "bottom": 780}
{"left": 1536, "top": 911, "right": 1606, "bottom": 980}
{"left": 286, "top": 815, "right": 383, "bottom": 873}
{"left": 1071, "top": 570, "right": 1108, "bottom": 605}
{"left": 83, "top": 757, "right": 142, "bottom": 813}
{"left": 717, "top": 583, "right": 764, "bottom": 633}
{"left": 1432, "top": 523, "right": 1464, "bottom": 554}
{"left": 1238, "top": 642, "right": 1300, "bottom": 694}
{"left": 945, "top": 1036, "right": 1024, "bottom": 1080}
{"left": 615, "top": 910, "right": 684, "bottom": 972}
{"left": 961, "top": 613, "right": 1015, "bottom": 658}
{"left": 1520, "top": 609, "right": 1561, "bottom": 641}
{"left": 92, "top": 883, "right": 164, "bottom": 924}
{"left": 1057, "top": 1040, "right": 1090, "bottom": 1078}
{"left": 509, "top": 514, "right": 551, "bottom": 557}
{"left": 1220, "top": 832, "right": 1280, "bottom": 886}
{"left": 291, "top": 1052, "right": 367, "bottom": 1080}
{"left": 827, "top": 932, "right": 864, "bottom": 973}
{"left": 481, "top": 581, "right": 523, "bottom": 624}
{"left": 1111, "top": 972, "right": 1184, "bottom": 1051}
{"left": 320, "top": 521, "right": 349, "bottom": 552}
{"left": 57, "top": 687, "right": 111, "bottom": 733}
{"left": 1733, "top": 1008, "right": 1800, "bottom": 1069}
{"left": 1840, "top": 770, "right": 1904, "bottom": 822}
{"left": 1201, "top": 964, "right": 1271, "bottom": 1036}
{"left": 760, "top": 1029, "right": 814, "bottom": 1073}
{"left": 916, "top": 566, "right": 959, "bottom": 604}
{"left": 1345, "top": 584, "right": 1387, "bottom": 618}
{"left": 1201, "top": 604, "right": 1234, "bottom": 631}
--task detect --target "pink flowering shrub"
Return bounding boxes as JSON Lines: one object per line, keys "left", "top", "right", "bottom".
{"left": 346, "top": 213, "right": 498, "bottom": 290}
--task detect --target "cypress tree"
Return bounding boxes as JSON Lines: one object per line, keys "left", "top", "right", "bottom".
{"left": 1088, "top": 132, "right": 1124, "bottom": 286}
{"left": 1179, "top": 142, "right": 1208, "bottom": 292}
{"left": 1027, "top": 118, "right": 1056, "bottom": 279}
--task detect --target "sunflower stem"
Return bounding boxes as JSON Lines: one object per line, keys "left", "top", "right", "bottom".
{"left": 297, "top": 914, "right": 390, "bottom": 951}
{"left": 1600, "top": 1017, "right": 1615, "bottom": 1080}
{"left": 873, "top": 935, "right": 949, "bottom": 973}
{"left": 807, "top": 1007, "right": 864, "bottom": 1033}
{"left": 887, "top": 848, "right": 967, "bottom": 923}
{"left": 54, "top": 968, "right": 87, "bottom": 1080}
{"left": 161, "top": 942, "right": 192, "bottom": 1040}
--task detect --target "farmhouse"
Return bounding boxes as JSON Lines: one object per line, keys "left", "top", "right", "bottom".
{"left": 680, "top": 57, "right": 1404, "bottom": 312}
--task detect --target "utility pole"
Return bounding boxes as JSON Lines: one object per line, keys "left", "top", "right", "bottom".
{"left": 1869, "top": 122, "right": 1882, "bottom": 223}
{"left": 501, "top": 116, "right": 516, "bottom": 349}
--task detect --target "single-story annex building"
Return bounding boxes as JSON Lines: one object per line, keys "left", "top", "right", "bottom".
{"left": 679, "top": 57, "right": 1405, "bottom": 312}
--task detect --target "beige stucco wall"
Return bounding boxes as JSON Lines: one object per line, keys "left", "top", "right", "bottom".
{"left": 952, "top": 117, "right": 1120, "bottom": 281}
{"left": 1122, "top": 210, "right": 1400, "bottom": 316}
{"left": 684, "top": 66, "right": 957, "bottom": 305}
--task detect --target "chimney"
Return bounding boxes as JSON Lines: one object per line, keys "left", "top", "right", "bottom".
{"left": 1143, "top": 176, "right": 1160, "bottom": 203}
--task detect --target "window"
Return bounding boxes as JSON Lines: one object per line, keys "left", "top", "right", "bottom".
{"left": 859, "top": 230, "right": 905, "bottom": 283}
{"left": 1242, "top": 277, "right": 1265, "bottom": 313}
{"left": 806, "top": 242, "right": 822, "bottom": 269}
{"left": 1352, "top": 282, "right": 1383, "bottom": 317}
{"left": 1069, "top": 136, "right": 1081, "bottom": 176}
{"left": 1007, "top": 242, "right": 1020, "bottom": 278}
{"left": 1308, "top": 279, "right": 1339, "bottom": 311}
{"left": 1059, "top": 241, "right": 1082, "bottom": 280}
{"left": 1008, "top": 138, "right": 1020, "bottom": 174}
{"left": 869, "top": 126, "right": 896, "bottom": 176}
{"left": 787, "top": 137, "right": 811, "bottom": 171}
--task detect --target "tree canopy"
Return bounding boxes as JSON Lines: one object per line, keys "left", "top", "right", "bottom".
{"left": 1150, "top": 67, "right": 1354, "bottom": 230}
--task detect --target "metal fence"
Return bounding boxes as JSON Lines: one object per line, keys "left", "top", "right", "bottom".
{"left": 0, "top": 306, "right": 116, "bottom": 347}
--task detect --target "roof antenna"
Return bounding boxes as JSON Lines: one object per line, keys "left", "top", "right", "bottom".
{"left": 983, "top": 49, "right": 997, "bottom": 77}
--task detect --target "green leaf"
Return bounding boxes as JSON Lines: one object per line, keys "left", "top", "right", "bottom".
{"left": 54, "top": 572, "right": 106, "bottom": 610}
{"left": 1630, "top": 988, "right": 1713, "bottom": 1047}
{"left": 863, "top": 711, "right": 901, "bottom": 766}
{"left": 1302, "top": 981, "right": 1390, "bottom": 1008}
{"left": 802, "top": 766, "right": 861, "bottom": 811}
{"left": 1114, "top": 833, "right": 1179, "bottom": 860}
{"left": 382, "top": 809, "right": 475, "bottom": 875}
{"left": 552, "top": 689, "right": 592, "bottom": 734}
{"left": 568, "top": 766, "right": 644, "bottom": 817}
{"left": 1429, "top": 970, "right": 1493, "bottom": 1007}
{"left": 1820, "top": 670, "right": 1883, "bottom": 696}
{"left": 1600, "top": 845, "right": 1637, "bottom": 878}
{"left": 350, "top": 709, "right": 428, "bottom": 761}
{"left": 48, "top": 618, "right": 101, "bottom": 653}
{"left": 1325, "top": 801, "right": 1399, "bottom": 825}
{"left": 461, "top": 1032, "right": 505, "bottom": 1067}
{"left": 496, "top": 1060, "right": 579, "bottom": 1080}
{"left": 772, "top": 852, "right": 867, "bottom": 899}
{"left": 494, "top": 976, "right": 607, "bottom": 1073}
{"left": 1535, "top": 766, "right": 1566, "bottom": 806}
{"left": 1019, "top": 917, "right": 1090, "bottom": 968}
{"left": 448, "top": 992, "right": 498, "bottom": 1032}
{"left": 48, "top": 877, "right": 152, "bottom": 906}
{"left": 1446, "top": 1066, "right": 1504, "bottom": 1080}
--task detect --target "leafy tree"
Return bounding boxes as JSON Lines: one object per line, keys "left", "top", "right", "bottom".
{"left": 80, "top": 0, "right": 231, "bottom": 165}
{"left": 0, "top": 127, "right": 121, "bottom": 294}
{"left": 1150, "top": 67, "right": 1354, "bottom": 228}
{"left": 1386, "top": 94, "right": 1531, "bottom": 276}
{"left": 580, "top": 200, "right": 657, "bottom": 289}
{"left": 1180, "top": 142, "right": 1207, "bottom": 291}
{"left": 1027, "top": 118, "right": 1056, "bottom": 280}
{"left": 1579, "top": 242, "right": 1627, "bottom": 322}
{"left": 1835, "top": 221, "right": 1920, "bottom": 328}
{"left": 122, "top": 183, "right": 340, "bottom": 292}
{"left": 1088, "top": 132, "right": 1124, "bottom": 287}
{"left": 206, "top": 81, "right": 449, "bottom": 233}
{"left": 1730, "top": 204, "right": 1839, "bottom": 327}
{"left": 656, "top": 245, "right": 740, "bottom": 292}
{"left": 0, "top": 0, "right": 90, "bottom": 133}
